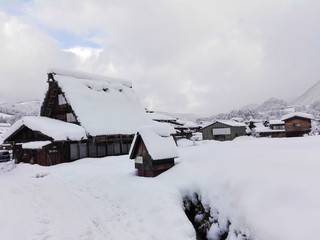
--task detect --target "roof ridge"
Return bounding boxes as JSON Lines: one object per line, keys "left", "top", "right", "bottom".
{"left": 47, "top": 68, "right": 132, "bottom": 88}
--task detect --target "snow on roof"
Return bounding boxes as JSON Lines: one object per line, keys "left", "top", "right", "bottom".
{"left": 3, "top": 116, "right": 87, "bottom": 141}
{"left": 249, "top": 119, "right": 265, "bottom": 123}
{"left": 49, "top": 69, "right": 152, "bottom": 136}
{"left": 182, "top": 121, "right": 199, "bottom": 128}
{"left": 174, "top": 119, "right": 199, "bottom": 128}
{"left": 22, "top": 141, "right": 51, "bottom": 149}
{"left": 48, "top": 68, "right": 132, "bottom": 88}
{"left": 281, "top": 112, "right": 314, "bottom": 121}
{"left": 147, "top": 112, "right": 177, "bottom": 121}
{"left": 253, "top": 122, "right": 265, "bottom": 128}
{"left": 130, "top": 124, "right": 179, "bottom": 160}
{"left": 215, "top": 120, "right": 246, "bottom": 127}
{"left": 230, "top": 117, "right": 243, "bottom": 122}
{"left": 198, "top": 120, "right": 246, "bottom": 129}
{"left": 269, "top": 120, "right": 284, "bottom": 125}
{"left": 255, "top": 127, "right": 285, "bottom": 133}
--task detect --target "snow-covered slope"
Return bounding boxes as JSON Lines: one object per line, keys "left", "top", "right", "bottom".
{"left": 0, "top": 100, "right": 41, "bottom": 123}
{"left": 292, "top": 80, "right": 320, "bottom": 106}
{"left": 1, "top": 136, "right": 320, "bottom": 239}
{"left": 256, "top": 97, "right": 288, "bottom": 112}
{"left": 156, "top": 111, "right": 201, "bottom": 123}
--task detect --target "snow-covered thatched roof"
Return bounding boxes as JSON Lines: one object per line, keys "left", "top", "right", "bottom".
{"left": 48, "top": 69, "right": 152, "bottom": 136}
{"left": 130, "top": 124, "right": 179, "bottom": 160}
{"left": 281, "top": 112, "right": 314, "bottom": 121}
{"left": 3, "top": 116, "right": 87, "bottom": 142}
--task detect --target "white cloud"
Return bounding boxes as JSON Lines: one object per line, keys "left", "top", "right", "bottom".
{"left": 0, "top": 0, "right": 320, "bottom": 116}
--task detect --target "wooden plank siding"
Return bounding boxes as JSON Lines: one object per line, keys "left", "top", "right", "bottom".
{"left": 40, "top": 81, "right": 79, "bottom": 125}
{"left": 10, "top": 124, "right": 135, "bottom": 166}
{"left": 131, "top": 135, "right": 174, "bottom": 177}
{"left": 201, "top": 122, "right": 247, "bottom": 141}
{"left": 284, "top": 117, "right": 311, "bottom": 137}
{"left": 5, "top": 126, "right": 52, "bottom": 143}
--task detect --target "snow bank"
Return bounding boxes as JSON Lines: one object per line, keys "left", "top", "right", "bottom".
{"left": 0, "top": 161, "right": 15, "bottom": 173}
{"left": 1, "top": 136, "right": 320, "bottom": 239}
{"left": 159, "top": 136, "right": 320, "bottom": 240}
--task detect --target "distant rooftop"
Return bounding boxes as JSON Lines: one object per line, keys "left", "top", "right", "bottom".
{"left": 281, "top": 112, "right": 314, "bottom": 121}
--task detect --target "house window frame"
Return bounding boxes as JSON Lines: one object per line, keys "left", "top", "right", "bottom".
{"left": 58, "top": 94, "right": 67, "bottom": 105}
{"left": 67, "top": 113, "right": 76, "bottom": 123}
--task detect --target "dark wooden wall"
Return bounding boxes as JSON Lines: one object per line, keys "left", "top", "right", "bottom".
{"left": 6, "top": 126, "right": 51, "bottom": 143}
{"left": 131, "top": 135, "right": 175, "bottom": 177}
{"left": 284, "top": 117, "right": 311, "bottom": 137}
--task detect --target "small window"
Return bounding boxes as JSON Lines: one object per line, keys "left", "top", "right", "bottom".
{"left": 58, "top": 94, "right": 67, "bottom": 105}
{"left": 293, "top": 123, "right": 301, "bottom": 127}
{"left": 67, "top": 113, "right": 76, "bottom": 123}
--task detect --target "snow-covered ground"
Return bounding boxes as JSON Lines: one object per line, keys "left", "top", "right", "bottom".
{"left": 1, "top": 136, "right": 320, "bottom": 240}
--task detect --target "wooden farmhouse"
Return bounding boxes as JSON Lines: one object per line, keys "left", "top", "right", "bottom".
{"left": 253, "top": 120, "right": 286, "bottom": 138}
{"left": 281, "top": 112, "right": 314, "bottom": 137}
{"left": 129, "top": 124, "right": 179, "bottom": 177}
{"left": 201, "top": 120, "right": 247, "bottom": 141}
{"left": 4, "top": 117, "right": 87, "bottom": 165}
{"left": 3, "top": 69, "right": 151, "bottom": 166}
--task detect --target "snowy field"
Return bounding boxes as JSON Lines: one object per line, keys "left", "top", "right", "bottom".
{"left": 1, "top": 136, "right": 320, "bottom": 240}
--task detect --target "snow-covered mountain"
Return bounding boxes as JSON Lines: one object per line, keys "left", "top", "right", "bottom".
{"left": 0, "top": 100, "right": 41, "bottom": 123}
{"left": 291, "top": 80, "right": 320, "bottom": 106}
{"left": 256, "top": 98, "right": 288, "bottom": 112}
{"left": 202, "top": 80, "right": 320, "bottom": 122}
{"left": 156, "top": 111, "right": 201, "bottom": 123}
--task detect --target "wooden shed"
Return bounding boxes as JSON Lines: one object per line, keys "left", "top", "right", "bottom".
{"left": 201, "top": 120, "right": 247, "bottom": 141}
{"left": 129, "top": 124, "right": 179, "bottom": 177}
{"left": 3, "top": 116, "right": 87, "bottom": 166}
{"left": 281, "top": 112, "right": 314, "bottom": 137}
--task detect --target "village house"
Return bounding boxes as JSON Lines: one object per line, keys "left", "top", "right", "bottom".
{"left": 281, "top": 112, "right": 314, "bottom": 137}
{"left": 253, "top": 120, "right": 286, "bottom": 138}
{"left": 201, "top": 120, "right": 247, "bottom": 141}
{"left": 129, "top": 124, "right": 178, "bottom": 177}
{"left": 3, "top": 116, "right": 87, "bottom": 165}
{"left": 146, "top": 111, "right": 201, "bottom": 139}
{"left": 3, "top": 69, "right": 151, "bottom": 166}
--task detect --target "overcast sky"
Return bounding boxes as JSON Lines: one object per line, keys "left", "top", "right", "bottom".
{"left": 0, "top": 0, "right": 319, "bottom": 116}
